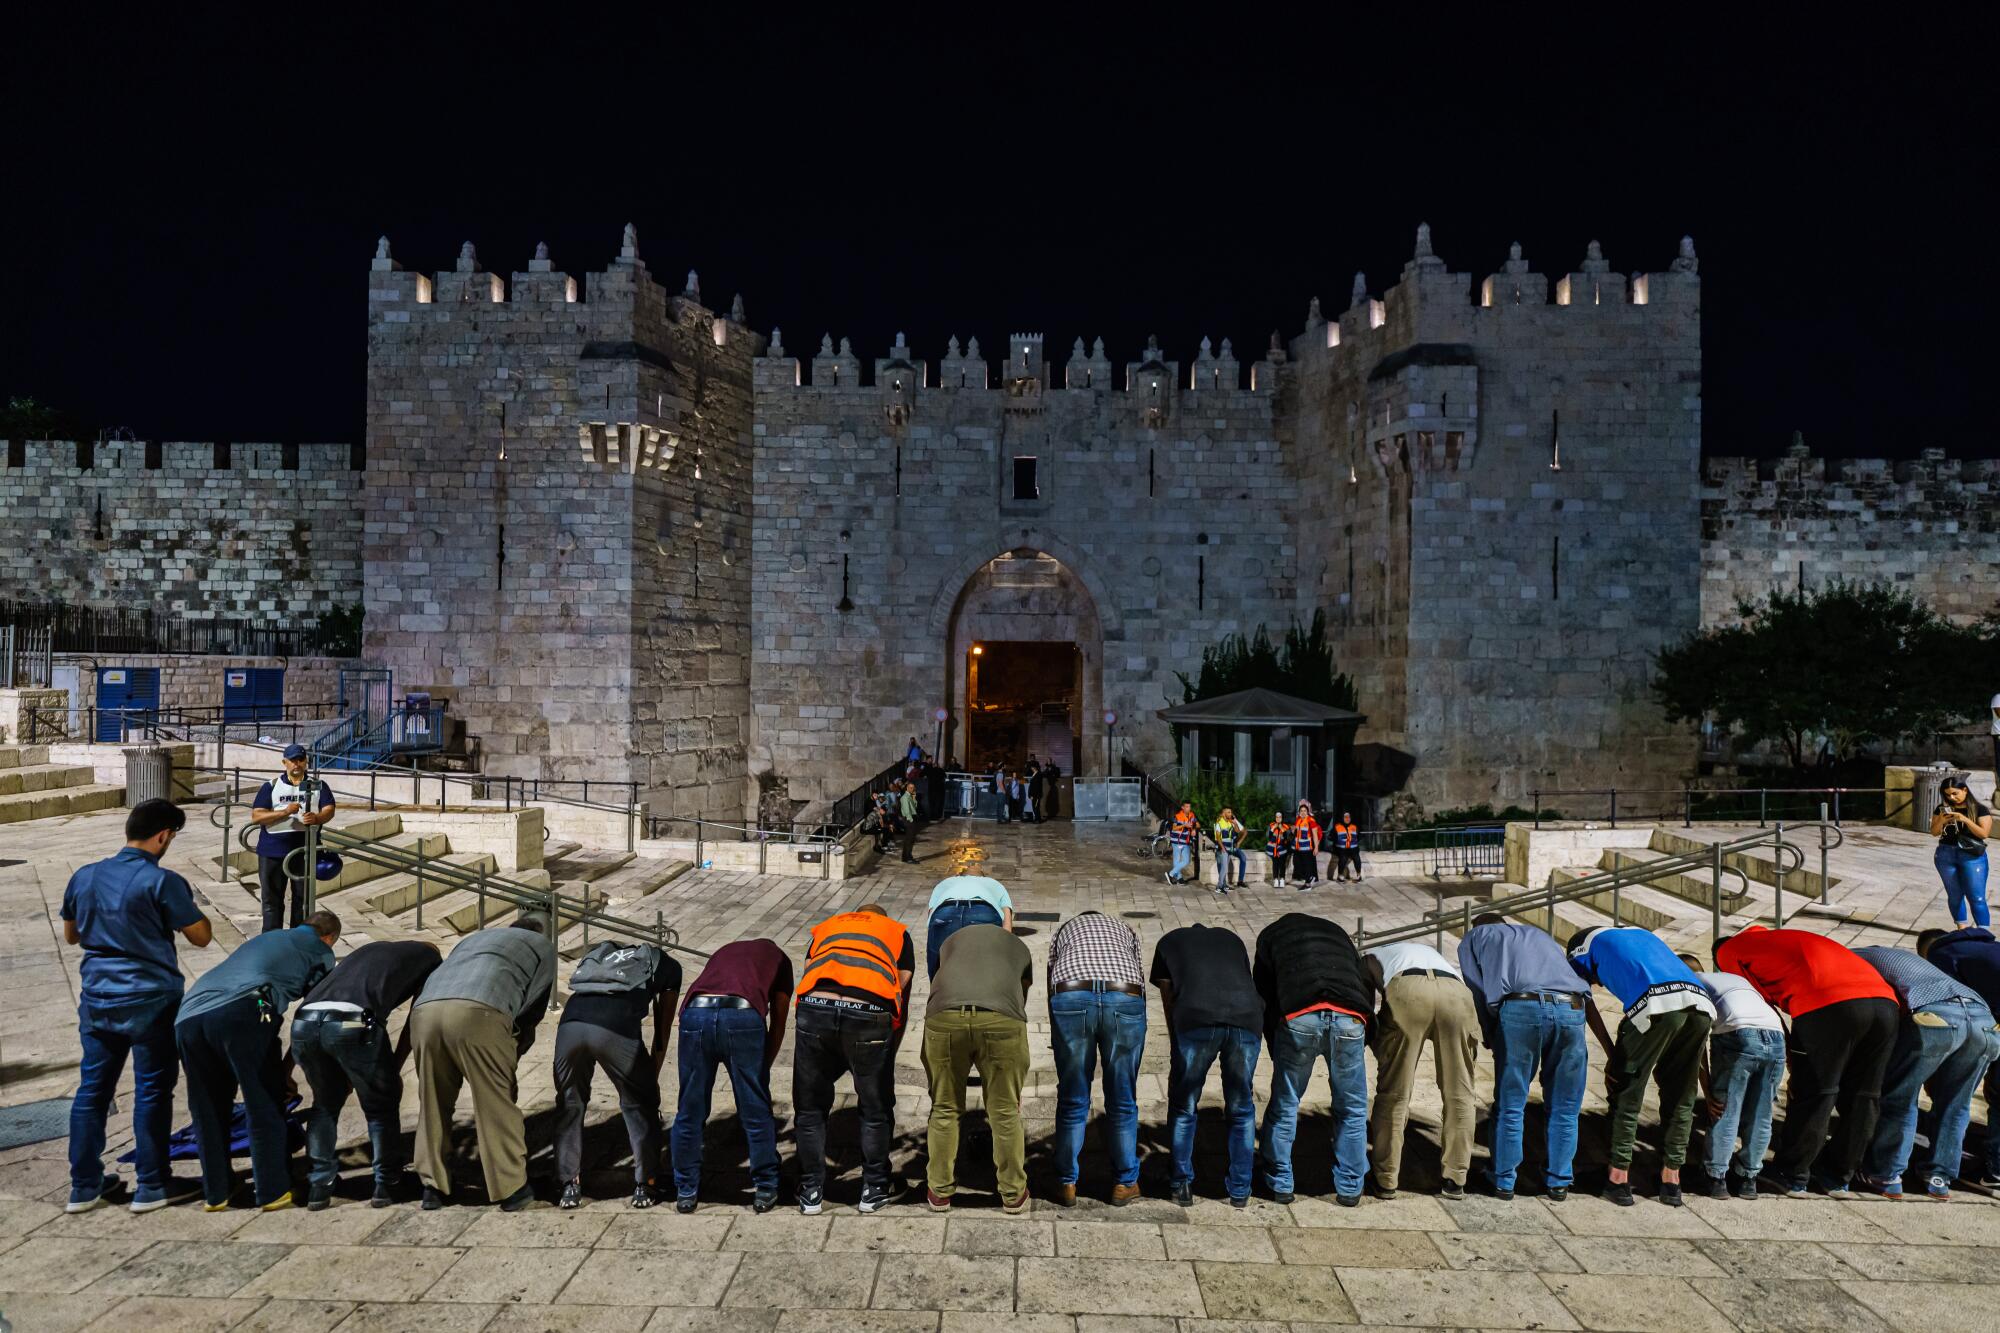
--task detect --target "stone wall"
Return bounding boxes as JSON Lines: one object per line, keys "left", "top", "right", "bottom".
{"left": 52, "top": 653, "right": 354, "bottom": 715}
{"left": 0, "top": 439, "right": 363, "bottom": 618}
{"left": 1702, "top": 443, "right": 2000, "bottom": 626}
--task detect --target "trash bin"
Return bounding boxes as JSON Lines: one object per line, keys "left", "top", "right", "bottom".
{"left": 1910, "top": 764, "right": 1952, "bottom": 833}
{"left": 123, "top": 745, "right": 174, "bottom": 808}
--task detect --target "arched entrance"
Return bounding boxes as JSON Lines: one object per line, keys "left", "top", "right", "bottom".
{"left": 942, "top": 548, "right": 1105, "bottom": 776}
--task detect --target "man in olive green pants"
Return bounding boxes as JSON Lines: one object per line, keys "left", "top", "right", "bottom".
{"left": 1364, "top": 942, "right": 1481, "bottom": 1197}
{"left": 922, "top": 921, "right": 1033, "bottom": 1212}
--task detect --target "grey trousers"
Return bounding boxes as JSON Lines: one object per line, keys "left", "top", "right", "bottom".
{"left": 553, "top": 1019, "right": 663, "bottom": 1186}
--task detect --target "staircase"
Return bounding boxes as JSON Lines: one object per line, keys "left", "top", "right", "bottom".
{"left": 0, "top": 744, "right": 126, "bottom": 824}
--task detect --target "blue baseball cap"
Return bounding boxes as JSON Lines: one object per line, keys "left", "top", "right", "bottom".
{"left": 282, "top": 743, "right": 308, "bottom": 761}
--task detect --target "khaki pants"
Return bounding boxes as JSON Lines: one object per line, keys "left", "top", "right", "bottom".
{"left": 1370, "top": 972, "right": 1480, "bottom": 1190}
{"left": 412, "top": 999, "right": 527, "bottom": 1201}
{"left": 923, "top": 1008, "right": 1029, "bottom": 1199}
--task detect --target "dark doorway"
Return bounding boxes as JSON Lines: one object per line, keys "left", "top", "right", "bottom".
{"left": 966, "top": 640, "right": 1079, "bottom": 774}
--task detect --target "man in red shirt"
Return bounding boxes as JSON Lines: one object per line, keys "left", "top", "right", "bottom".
{"left": 1715, "top": 926, "right": 1899, "bottom": 1197}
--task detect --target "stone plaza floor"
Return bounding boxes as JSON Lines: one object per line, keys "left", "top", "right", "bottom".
{"left": 3, "top": 807, "right": 1998, "bottom": 1332}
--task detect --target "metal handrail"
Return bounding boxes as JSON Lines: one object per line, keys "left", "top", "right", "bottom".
{"left": 1355, "top": 820, "right": 1845, "bottom": 956}
{"left": 1529, "top": 785, "right": 1912, "bottom": 829}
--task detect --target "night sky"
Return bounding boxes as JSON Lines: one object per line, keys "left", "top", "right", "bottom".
{"left": 3, "top": 12, "right": 1987, "bottom": 459}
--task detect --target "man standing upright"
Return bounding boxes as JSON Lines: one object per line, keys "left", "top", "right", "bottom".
{"left": 793, "top": 902, "right": 915, "bottom": 1214}
{"left": 898, "top": 781, "right": 920, "bottom": 863}
{"left": 1364, "top": 938, "right": 1479, "bottom": 1200}
{"left": 1153, "top": 923, "right": 1264, "bottom": 1206}
{"left": 1458, "top": 914, "right": 1591, "bottom": 1201}
{"left": 249, "top": 744, "right": 336, "bottom": 934}
{"left": 1566, "top": 926, "right": 1715, "bottom": 1206}
{"left": 553, "top": 940, "right": 681, "bottom": 1210}
{"left": 1716, "top": 926, "right": 1898, "bottom": 1197}
{"left": 1046, "top": 910, "right": 1148, "bottom": 1206}
{"left": 1919, "top": 925, "right": 2000, "bottom": 1187}
{"left": 1167, "top": 800, "right": 1198, "bottom": 885}
{"left": 411, "top": 916, "right": 557, "bottom": 1211}
{"left": 923, "top": 922, "right": 1034, "bottom": 1213}
{"left": 62, "top": 798, "right": 213, "bottom": 1213}
{"left": 1255, "top": 912, "right": 1373, "bottom": 1204}
{"left": 672, "top": 937, "right": 794, "bottom": 1212}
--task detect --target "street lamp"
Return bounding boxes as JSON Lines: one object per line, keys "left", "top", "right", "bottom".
{"left": 1104, "top": 710, "right": 1117, "bottom": 778}
{"left": 934, "top": 707, "right": 948, "bottom": 768}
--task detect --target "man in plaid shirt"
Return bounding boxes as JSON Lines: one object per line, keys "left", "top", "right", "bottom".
{"left": 1047, "top": 912, "right": 1148, "bottom": 1206}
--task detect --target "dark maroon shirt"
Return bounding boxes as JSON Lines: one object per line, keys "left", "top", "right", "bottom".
{"left": 682, "top": 939, "right": 795, "bottom": 1020}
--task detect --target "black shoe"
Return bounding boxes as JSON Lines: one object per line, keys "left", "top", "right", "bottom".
{"left": 1229, "top": 1194, "right": 1248, "bottom": 1209}
{"left": 371, "top": 1178, "right": 399, "bottom": 1209}
{"left": 1546, "top": 1186, "right": 1568, "bottom": 1204}
{"left": 631, "top": 1183, "right": 656, "bottom": 1210}
{"left": 1706, "top": 1177, "right": 1730, "bottom": 1200}
{"left": 1493, "top": 1186, "right": 1515, "bottom": 1202}
{"left": 1659, "top": 1182, "right": 1684, "bottom": 1208}
{"left": 1441, "top": 1180, "right": 1466, "bottom": 1201}
{"left": 1731, "top": 1175, "right": 1760, "bottom": 1201}
{"left": 798, "top": 1184, "right": 824, "bottom": 1215}
{"left": 752, "top": 1190, "right": 778, "bottom": 1214}
{"left": 499, "top": 1183, "right": 536, "bottom": 1212}
{"left": 1604, "top": 1181, "right": 1635, "bottom": 1207}
{"left": 1370, "top": 1180, "right": 1397, "bottom": 1201}
{"left": 421, "top": 1186, "right": 447, "bottom": 1211}
{"left": 858, "top": 1182, "right": 895, "bottom": 1214}
{"left": 558, "top": 1180, "right": 583, "bottom": 1211}
{"left": 1335, "top": 1193, "right": 1360, "bottom": 1208}
{"left": 1171, "top": 1181, "right": 1193, "bottom": 1207}
{"left": 306, "top": 1184, "right": 333, "bottom": 1211}
{"left": 675, "top": 1193, "right": 698, "bottom": 1214}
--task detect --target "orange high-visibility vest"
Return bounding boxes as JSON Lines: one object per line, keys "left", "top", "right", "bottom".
{"left": 800, "top": 911, "right": 910, "bottom": 1017}
{"left": 1293, "top": 817, "right": 1322, "bottom": 849}
{"left": 1334, "top": 821, "right": 1358, "bottom": 849}
{"left": 1171, "top": 810, "right": 1198, "bottom": 845}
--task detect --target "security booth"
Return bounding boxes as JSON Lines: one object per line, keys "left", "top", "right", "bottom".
{"left": 1156, "top": 687, "right": 1366, "bottom": 812}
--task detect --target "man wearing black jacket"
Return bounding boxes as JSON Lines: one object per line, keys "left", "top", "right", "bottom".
{"left": 1254, "top": 913, "right": 1375, "bottom": 1205}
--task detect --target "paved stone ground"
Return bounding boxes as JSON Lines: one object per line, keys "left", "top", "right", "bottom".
{"left": 4, "top": 807, "right": 1999, "bottom": 1332}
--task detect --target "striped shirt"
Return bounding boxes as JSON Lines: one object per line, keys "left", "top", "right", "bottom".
{"left": 1048, "top": 912, "right": 1145, "bottom": 988}
{"left": 1854, "top": 946, "right": 1991, "bottom": 1015}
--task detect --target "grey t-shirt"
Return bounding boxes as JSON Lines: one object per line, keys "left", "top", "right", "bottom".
{"left": 927, "top": 924, "right": 1032, "bottom": 1023}
{"left": 417, "top": 927, "right": 556, "bottom": 1021}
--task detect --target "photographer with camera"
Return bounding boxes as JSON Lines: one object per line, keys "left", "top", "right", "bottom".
{"left": 1930, "top": 773, "right": 1993, "bottom": 928}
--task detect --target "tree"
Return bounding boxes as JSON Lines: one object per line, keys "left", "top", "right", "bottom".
{"left": 1652, "top": 581, "right": 1999, "bottom": 769}
{"left": 1175, "top": 610, "right": 1358, "bottom": 712}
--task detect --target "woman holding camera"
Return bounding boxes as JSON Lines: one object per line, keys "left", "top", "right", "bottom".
{"left": 1930, "top": 774, "right": 1993, "bottom": 928}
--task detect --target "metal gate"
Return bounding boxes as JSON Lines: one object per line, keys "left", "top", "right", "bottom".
{"left": 223, "top": 667, "right": 286, "bottom": 722}
{"left": 96, "top": 666, "right": 161, "bottom": 742}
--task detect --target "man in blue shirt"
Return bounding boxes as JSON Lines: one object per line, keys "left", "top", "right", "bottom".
{"left": 1568, "top": 926, "right": 1716, "bottom": 1207}
{"left": 250, "top": 743, "right": 336, "bottom": 933}
{"left": 1918, "top": 926, "right": 2000, "bottom": 1187}
{"left": 176, "top": 909, "right": 341, "bottom": 1211}
{"left": 61, "top": 798, "right": 214, "bottom": 1213}
{"left": 924, "top": 874, "right": 1015, "bottom": 979}
{"left": 1457, "top": 915, "right": 1591, "bottom": 1201}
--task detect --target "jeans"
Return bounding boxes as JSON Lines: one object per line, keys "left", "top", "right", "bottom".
{"left": 177, "top": 993, "right": 293, "bottom": 1207}
{"left": 1260, "top": 1009, "right": 1369, "bottom": 1198}
{"left": 923, "top": 1009, "right": 1030, "bottom": 1198}
{"left": 553, "top": 1019, "right": 663, "bottom": 1187}
{"left": 672, "top": 1005, "right": 780, "bottom": 1196}
{"left": 1214, "top": 848, "right": 1247, "bottom": 887}
{"left": 292, "top": 1010, "right": 404, "bottom": 1191}
{"left": 1171, "top": 843, "right": 1192, "bottom": 879}
{"left": 1048, "top": 988, "right": 1147, "bottom": 1186}
{"left": 1937, "top": 844, "right": 1991, "bottom": 928}
{"left": 1489, "top": 997, "right": 1589, "bottom": 1192}
{"left": 70, "top": 992, "right": 180, "bottom": 1195}
{"left": 1604, "top": 1007, "right": 1712, "bottom": 1170}
{"left": 927, "top": 901, "right": 1003, "bottom": 980}
{"left": 1864, "top": 1001, "right": 2000, "bottom": 1185}
{"left": 791, "top": 1001, "right": 897, "bottom": 1191}
{"left": 1169, "top": 1024, "right": 1260, "bottom": 1197}
{"left": 1704, "top": 1026, "right": 1786, "bottom": 1181}
{"left": 1777, "top": 996, "right": 1899, "bottom": 1187}
{"left": 258, "top": 854, "right": 307, "bottom": 934}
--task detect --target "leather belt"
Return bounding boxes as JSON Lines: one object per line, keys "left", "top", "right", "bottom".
{"left": 1053, "top": 980, "right": 1145, "bottom": 996}
{"left": 1501, "top": 990, "right": 1585, "bottom": 1009}
{"left": 686, "top": 994, "right": 752, "bottom": 1009}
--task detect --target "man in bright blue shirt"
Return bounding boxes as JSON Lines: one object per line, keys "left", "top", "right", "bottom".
{"left": 61, "top": 798, "right": 214, "bottom": 1213}
{"left": 1568, "top": 926, "right": 1716, "bottom": 1207}
{"left": 1457, "top": 915, "right": 1590, "bottom": 1201}
{"left": 925, "top": 874, "right": 1015, "bottom": 979}
{"left": 176, "top": 910, "right": 341, "bottom": 1211}
{"left": 250, "top": 743, "right": 336, "bottom": 934}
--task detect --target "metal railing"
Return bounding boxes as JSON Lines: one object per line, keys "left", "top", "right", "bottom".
{"left": 0, "top": 599, "right": 350, "bottom": 657}
{"left": 1354, "top": 818, "right": 1844, "bottom": 958}
{"left": 642, "top": 813, "right": 842, "bottom": 879}
{"left": 1420, "top": 826, "right": 1506, "bottom": 879}
{"left": 2, "top": 623, "right": 54, "bottom": 688}
{"left": 1529, "top": 785, "right": 1913, "bottom": 829}
{"left": 826, "top": 758, "right": 917, "bottom": 834}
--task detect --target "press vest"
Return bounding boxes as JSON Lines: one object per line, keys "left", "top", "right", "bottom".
{"left": 800, "top": 912, "right": 910, "bottom": 1017}
{"left": 1333, "top": 821, "right": 1358, "bottom": 850}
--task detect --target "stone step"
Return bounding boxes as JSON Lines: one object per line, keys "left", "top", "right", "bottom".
{"left": 1596, "top": 849, "right": 1754, "bottom": 912}
{"left": 1647, "top": 829, "right": 1840, "bottom": 900}
{"left": 215, "top": 811, "right": 405, "bottom": 876}
{"left": 0, "top": 764, "right": 96, "bottom": 797}
{"left": 541, "top": 848, "right": 636, "bottom": 884}
{"left": 556, "top": 861, "right": 693, "bottom": 959}
{"left": 1550, "top": 867, "right": 1679, "bottom": 933}
{"left": 232, "top": 830, "right": 449, "bottom": 898}
{"left": 543, "top": 840, "right": 584, "bottom": 862}
{"left": 0, "top": 782, "right": 125, "bottom": 824}
{"left": 363, "top": 852, "right": 501, "bottom": 916}
{"left": 0, "top": 745, "right": 50, "bottom": 769}
{"left": 424, "top": 869, "right": 567, "bottom": 935}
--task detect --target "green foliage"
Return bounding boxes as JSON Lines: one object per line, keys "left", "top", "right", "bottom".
{"left": 317, "top": 604, "right": 365, "bottom": 658}
{"left": 1, "top": 396, "right": 82, "bottom": 439}
{"left": 1427, "top": 803, "right": 1561, "bottom": 826}
{"left": 1175, "top": 610, "right": 1358, "bottom": 712}
{"left": 1178, "top": 768, "right": 1287, "bottom": 831}
{"left": 1653, "top": 580, "right": 2000, "bottom": 769}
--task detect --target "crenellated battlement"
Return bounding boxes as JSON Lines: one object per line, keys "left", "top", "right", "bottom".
{"left": 1704, "top": 440, "right": 2000, "bottom": 489}
{"left": 0, "top": 439, "right": 361, "bottom": 473}
{"left": 753, "top": 328, "right": 1284, "bottom": 395}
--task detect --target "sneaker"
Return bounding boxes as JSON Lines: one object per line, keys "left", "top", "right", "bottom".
{"left": 1927, "top": 1175, "right": 1952, "bottom": 1201}
{"left": 1980, "top": 1173, "right": 2000, "bottom": 1189}
{"left": 798, "top": 1184, "right": 824, "bottom": 1215}
{"left": 1731, "top": 1175, "right": 1760, "bottom": 1201}
{"left": 203, "top": 1198, "right": 232, "bottom": 1213}
{"left": 675, "top": 1193, "right": 699, "bottom": 1214}
{"left": 1857, "top": 1174, "right": 1903, "bottom": 1200}
{"left": 926, "top": 1187, "right": 952, "bottom": 1213}
{"left": 1001, "top": 1189, "right": 1030, "bottom": 1215}
{"left": 559, "top": 1180, "right": 583, "bottom": 1210}
{"left": 858, "top": 1182, "right": 894, "bottom": 1214}
{"left": 752, "top": 1190, "right": 778, "bottom": 1214}
{"left": 1819, "top": 1180, "right": 1856, "bottom": 1201}
{"left": 307, "top": 1184, "right": 334, "bottom": 1212}
{"left": 1441, "top": 1180, "right": 1466, "bottom": 1202}
{"left": 130, "top": 1177, "right": 202, "bottom": 1214}
{"left": 1164, "top": 872, "right": 1175, "bottom": 884}
{"left": 260, "top": 1192, "right": 295, "bottom": 1213}
{"left": 1335, "top": 1193, "right": 1360, "bottom": 1208}
{"left": 631, "top": 1183, "right": 656, "bottom": 1209}
{"left": 1659, "top": 1181, "right": 1684, "bottom": 1208}
{"left": 422, "top": 1186, "right": 448, "bottom": 1211}
{"left": 1171, "top": 1180, "right": 1193, "bottom": 1207}
{"left": 1493, "top": 1187, "right": 1515, "bottom": 1202}
{"left": 499, "top": 1183, "right": 536, "bottom": 1212}
{"left": 1782, "top": 1178, "right": 1811, "bottom": 1198}
{"left": 1370, "top": 1179, "right": 1398, "bottom": 1201}
{"left": 1546, "top": 1187, "right": 1568, "bottom": 1204}
{"left": 1706, "top": 1177, "right": 1731, "bottom": 1201}
{"left": 66, "top": 1175, "right": 125, "bottom": 1214}
{"left": 1229, "top": 1194, "right": 1249, "bottom": 1209}
{"left": 1604, "top": 1181, "right": 1634, "bottom": 1207}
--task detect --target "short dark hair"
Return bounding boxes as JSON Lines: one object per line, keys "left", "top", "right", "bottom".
{"left": 1676, "top": 951, "right": 1706, "bottom": 970}
{"left": 512, "top": 913, "right": 549, "bottom": 934}
{"left": 308, "top": 909, "right": 342, "bottom": 941}
{"left": 1471, "top": 912, "right": 1508, "bottom": 928}
{"left": 1916, "top": 928, "right": 1949, "bottom": 958}
{"left": 1713, "top": 932, "right": 1737, "bottom": 954}
{"left": 126, "top": 798, "right": 187, "bottom": 842}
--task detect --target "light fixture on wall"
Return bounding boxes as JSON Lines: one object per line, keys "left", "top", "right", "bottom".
{"left": 971, "top": 644, "right": 985, "bottom": 656}
{"left": 1550, "top": 408, "right": 1563, "bottom": 472}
